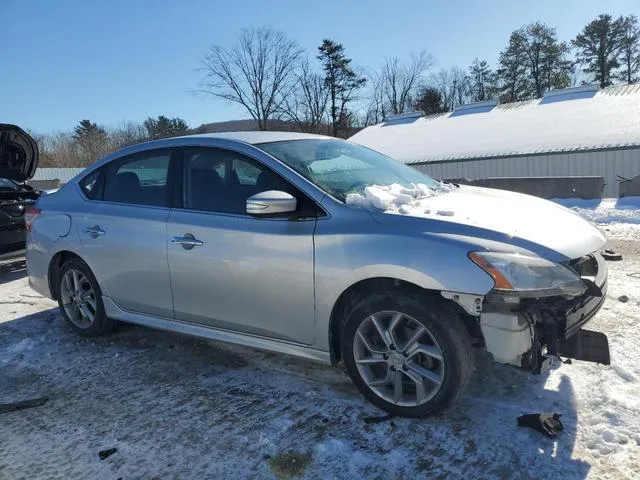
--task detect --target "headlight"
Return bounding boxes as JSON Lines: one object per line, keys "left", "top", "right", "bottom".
{"left": 469, "top": 251, "right": 586, "bottom": 297}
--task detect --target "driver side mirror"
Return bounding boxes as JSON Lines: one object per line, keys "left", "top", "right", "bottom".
{"left": 246, "top": 190, "right": 297, "bottom": 215}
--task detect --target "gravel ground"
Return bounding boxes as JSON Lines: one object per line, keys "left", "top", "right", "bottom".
{"left": 1, "top": 228, "right": 639, "bottom": 479}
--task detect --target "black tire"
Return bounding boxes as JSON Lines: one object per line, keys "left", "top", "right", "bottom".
{"left": 341, "top": 289, "right": 474, "bottom": 417}
{"left": 56, "top": 258, "right": 115, "bottom": 337}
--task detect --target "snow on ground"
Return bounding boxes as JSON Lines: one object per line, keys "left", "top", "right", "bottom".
{"left": 554, "top": 197, "right": 640, "bottom": 225}
{"left": 2, "top": 232, "right": 640, "bottom": 479}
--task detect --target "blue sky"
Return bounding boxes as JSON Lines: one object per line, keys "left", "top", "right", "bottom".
{"left": 2, "top": 0, "right": 638, "bottom": 133}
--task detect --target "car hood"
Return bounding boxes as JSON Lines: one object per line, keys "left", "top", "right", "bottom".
{"left": 0, "top": 124, "right": 39, "bottom": 182}
{"left": 371, "top": 185, "right": 605, "bottom": 260}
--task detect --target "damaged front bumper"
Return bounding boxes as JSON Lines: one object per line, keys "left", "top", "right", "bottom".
{"left": 479, "top": 252, "right": 610, "bottom": 370}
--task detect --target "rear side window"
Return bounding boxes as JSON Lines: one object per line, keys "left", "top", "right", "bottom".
{"left": 80, "top": 169, "right": 103, "bottom": 200}
{"left": 103, "top": 153, "right": 170, "bottom": 206}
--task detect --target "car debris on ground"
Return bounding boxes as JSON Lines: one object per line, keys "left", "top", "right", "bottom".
{"left": 517, "top": 413, "right": 564, "bottom": 439}
{"left": 98, "top": 448, "right": 118, "bottom": 461}
{"left": 0, "top": 396, "right": 48, "bottom": 415}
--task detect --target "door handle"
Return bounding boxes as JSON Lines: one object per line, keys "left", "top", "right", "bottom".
{"left": 171, "top": 234, "right": 204, "bottom": 250}
{"left": 83, "top": 225, "right": 105, "bottom": 238}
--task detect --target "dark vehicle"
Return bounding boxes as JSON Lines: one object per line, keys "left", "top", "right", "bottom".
{"left": 0, "top": 124, "right": 39, "bottom": 253}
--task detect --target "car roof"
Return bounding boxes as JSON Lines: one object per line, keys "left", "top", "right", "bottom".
{"left": 178, "top": 131, "right": 332, "bottom": 145}
{"left": 80, "top": 130, "right": 338, "bottom": 179}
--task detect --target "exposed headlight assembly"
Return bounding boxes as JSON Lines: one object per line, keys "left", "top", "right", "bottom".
{"left": 469, "top": 251, "right": 586, "bottom": 297}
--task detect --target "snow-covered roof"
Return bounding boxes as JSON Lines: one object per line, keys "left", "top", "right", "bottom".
{"left": 349, "top": 84, "right": 640, "bottom": 164}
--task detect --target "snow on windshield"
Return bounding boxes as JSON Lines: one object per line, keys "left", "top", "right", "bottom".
{"left": 345, "top": 182, "right": 455, "bottom": 215}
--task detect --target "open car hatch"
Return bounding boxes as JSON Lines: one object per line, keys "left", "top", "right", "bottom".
{"left": 0, "top": 124, "right": 39, "bottom": 182}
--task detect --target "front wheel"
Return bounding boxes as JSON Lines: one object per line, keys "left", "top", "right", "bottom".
{"left": 56, "top": 258, "right": 114, "bottom": 337}
{"left": 341, "top": 290, "right": 474, "bottom": 417}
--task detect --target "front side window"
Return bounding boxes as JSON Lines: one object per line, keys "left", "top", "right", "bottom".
{"left": 233, "top": 159, "right": 262, "bottom": 185}
{"left": 103, "top": 152, "right": 170, "bottom": 206}
{"left": 258, "top": 139, "right": 440, "bottom": 201}
{"left": 183, "top": 147, "right": 315, "bottom": 216}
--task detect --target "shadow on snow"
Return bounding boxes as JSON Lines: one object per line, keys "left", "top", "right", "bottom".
{"left": 1, "top": 294, "right": 589, "bottom": 478}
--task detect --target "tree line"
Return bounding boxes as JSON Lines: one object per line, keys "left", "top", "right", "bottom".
{"left": 200, "top": 13, "right": 639, "bottom": 132}
{"left": 36, "top": 115, "right": 189, "bottom": 167}
{"left": 38, "top": 13, "right": 639, "bottom": 166}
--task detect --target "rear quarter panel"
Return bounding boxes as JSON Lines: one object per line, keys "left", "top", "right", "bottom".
{"left": 26, "top": 185, "right": 81, "bottom": 298}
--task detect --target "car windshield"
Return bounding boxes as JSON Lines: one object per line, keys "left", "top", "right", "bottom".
{"left": 0, "top": 178, "right": 19, "bottom": 190}
{"left": 257, "top": 139, "right": 441, "bottom": 202}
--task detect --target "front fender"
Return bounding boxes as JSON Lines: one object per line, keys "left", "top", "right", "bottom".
{"left": 312, "top": 215, "right": 496, "bottom": 350}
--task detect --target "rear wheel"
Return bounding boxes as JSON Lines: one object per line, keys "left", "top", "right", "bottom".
{"left": 341, "top": 290, "right": 474, "bottom": 417}
{"left": 56, "top": 258, "right": 114, "bottom": 337}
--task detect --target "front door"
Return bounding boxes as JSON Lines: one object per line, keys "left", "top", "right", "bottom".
{"left": 166, "top": 147, "right": 317, "bottom": 344}
{"left": 77, "top": 150, "right": 174, "bottom": 318}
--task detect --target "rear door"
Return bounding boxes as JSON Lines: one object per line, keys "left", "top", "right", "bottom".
{"left": 166, "top": 147, "right": 318, "bottom": 344}
{"left": 77, "top": 149, "right": 176, "bottom": 318}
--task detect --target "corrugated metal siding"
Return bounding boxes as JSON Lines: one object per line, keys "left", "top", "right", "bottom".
{"left": 415, "top": 147, "right": 640, "bottom": 197}
{"left": 31, "top": 168, "right": 86, "bottom": 183}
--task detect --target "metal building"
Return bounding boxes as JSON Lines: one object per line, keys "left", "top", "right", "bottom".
{"left": 30, "top": 167, "right": 85, "bottom": 184}
{"left": 350, "top": 84, "right": 640, "bottom": 197}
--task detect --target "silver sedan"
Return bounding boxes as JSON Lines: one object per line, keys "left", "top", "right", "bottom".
{"left": 26, "top": 132, "right": 609, "bottom": 417}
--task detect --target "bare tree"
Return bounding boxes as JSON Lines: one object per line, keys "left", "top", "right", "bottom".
{"left": 279, "top": 60, "right": 329, "bottom": 133}
{"left": 379, "top": 52, "right": 433, "bottom": 115}
{"left": 452, "top": 67, "right": 472, "bottom": 106}
{"left": 199, "top": 27, "right": 303, "bottom": 130}
{"left": 35, "top": 121, "right": 149, "bottom": 167}
{"left": 36, "top": 132, "right": 83, "bottom": 167}
{"left": 363, "top": 72, "right": 388, "bottom": 126}
{"left": 429, "top": 69, "right": 453, "bottom": 110}
{"left": 109, "top": 122, "right": 148, "bottom": 149}
{"left": 429, "top": 67, "right": 471, "bottom": 111}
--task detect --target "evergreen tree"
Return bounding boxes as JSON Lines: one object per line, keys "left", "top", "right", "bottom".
{"left": 498, "top": 31, "right": 530, "bottom": 102}
{"left": 73, "top": 120, "right": 107, "bottom": 142}
{"left": 499, "top": 23, "right": 571, "bottom": 100}
{"left": 617, "top": 15, "right": 640, "bottom": 83}
{"left": 573, "top": 14, "right": 626, "bottom": 88}
{"left": 144, "top": 116, "right": 189, "bottom": 140}
{"left": 468, "top": 59, "right": 498, "bottom": 102}
{"left": 521, "top": 22, "right": 571, "bottom": 97}
{"left": 72, "top": 120, "right": 109, "bottom": 164}
{"left": 413, "top": 86, "right": 447, "bottom": 115}
{"left": 317, "top": 39, "right": 366, "bottom": 137}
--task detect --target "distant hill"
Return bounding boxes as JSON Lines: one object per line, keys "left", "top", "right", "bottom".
{"left": 188, "top": 119, "right": 299, "bottom": 134}
{"left": 188, "top": 119, "right": 362, "bottom": 137}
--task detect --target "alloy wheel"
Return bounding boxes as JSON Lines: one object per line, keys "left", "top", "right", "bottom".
{"left": 353, "top": 311, "right": 445, "bottom": 407}
{"left": 60, "top": 269, "right": 97, "bottom": 329}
